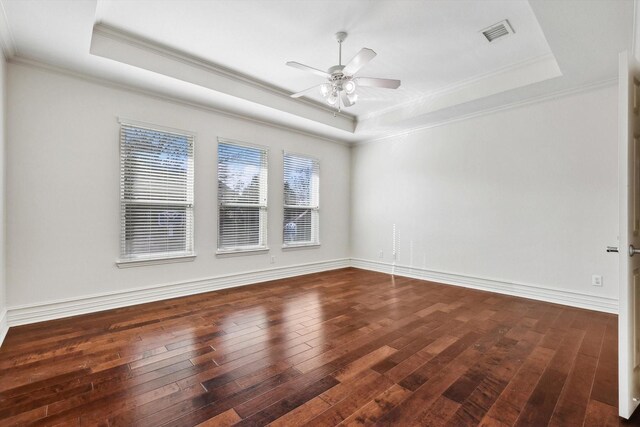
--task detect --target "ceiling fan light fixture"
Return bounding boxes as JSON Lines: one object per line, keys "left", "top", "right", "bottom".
{"left": 286, "top": 31, "right": 400, "bottom": 110}
{"left": 344, "top": 80, "right": 356, "bottom": 94}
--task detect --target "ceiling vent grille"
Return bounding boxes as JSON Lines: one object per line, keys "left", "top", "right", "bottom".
{"left": 481, "top": 20, "right": 515, "bottom": 42}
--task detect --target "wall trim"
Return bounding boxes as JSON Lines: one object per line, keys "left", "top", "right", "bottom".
{"left": 1, "top": 257, "right": 618, "bottom": 337}
{"left": 6, "top": 258, "right": 350, "bottom": 327}
{"left": 0, "top": 0, "right": 15, "bottom": 59}
{"left": 354, "top": 77, "right": 618, "bottom": 146}
{"left": 91, "top": 24, "right": 354, "bottom": 124}
{"left": 633, "top": 0, "right": 639, "bottom": 63}
{"left": 7, "top": 54, "right": 617, "bottom": 148}
{"left": 92, "top": 24, "right": 354, "bottom": 123}
{"left": 8, "top": 57, "right": 351, "bottom": 147}
{"left": 358, "top": 53, "right": 559, "bottom": 122}
{"left": 351, "top": 258, "right": 619, "bottom": 314}
{"left": 0, "top": 309, "right": 7, "bottom": 347}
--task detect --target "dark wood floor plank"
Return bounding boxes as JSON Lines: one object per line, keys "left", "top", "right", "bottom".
{"left": 584, "top": 399, "right": 619, "bottom": 427}
{"left": 108, "top": 383, "right": 206, "bottom": 426}
{"left": 307, "top": 372, "right": 394, "bottom": 425}
{"left": 234, "top": 375, "right": 339, "bottom": 426}
{"left": 547, "top": 352, "right": 598, "bottom": 426}
{"left": 194, "top": 408, "right": 241, "bottom": 426}
{"left": 0, "top": 268, "right": 622, "bottom": 426}
{"left": 591, "top": 319, "right": 618, "bottom": 407}
{"left": 415, "top": 395, "right": 462, "bottom": 427}
{"left": 317, "top": 369, "right": 380, "bottom": 406}
{"left": 375, "top": 329, "right": 501, "bottom": 425}
{"left": 397, "top": 330, "right": 489, "bottom": 392}
{"left": 513, "top": 327, "right": 585, "bottom": 426}
{"left": 0, "top": 405, "right": 48, "bottom": 426}
{"left": 442, "top": 330, "right": 542, "bottom": 426}
{"left": 478, "top": 345, "right": 555, "bottom": 426}
{"left": 267, "top": 394, "right": 331, "bottom": 426}
{"left": 339, "top": 383, "right": 412, "bottom": 426}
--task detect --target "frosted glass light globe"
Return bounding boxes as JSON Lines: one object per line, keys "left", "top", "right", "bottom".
{"left": 344, "top": 80, "right": 356, "bottom": 94}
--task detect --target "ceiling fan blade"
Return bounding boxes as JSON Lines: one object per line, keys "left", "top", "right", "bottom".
{"left": 290, "top": 84, "right": 324, "bottom": 98}
{"left": 286, "top": 61, "right": 330, "bottom": 79}
{"left": 340, "top": 91, "right": 354, "bottom": 107}
{"left": 342, "top": 48, "right": 376, "bottom": 76}
{"left": 355, "top": 77, "right": 401, "bottom": 89}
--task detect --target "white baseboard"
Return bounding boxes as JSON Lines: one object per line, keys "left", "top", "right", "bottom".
{"left": 3, "top": 256, "right": 618, "bottom": 335}
{"left": 6, "top": 258, "right": 350, "bottom": 327}
{"left": 351, "top": 258, "right": 619, "bottom": 314}
{"left": 0, "top": 308, "right": 8, "bottom": 347}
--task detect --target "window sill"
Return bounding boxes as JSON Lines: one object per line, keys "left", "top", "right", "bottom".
{"left": 282, "top": 243, "right": 321, "bottom": 250}
{"left": 216, "top": 247, "right": 270, "bottom": 257}
{"left": 116, "top": 254, "right": 196, "bottom": 268}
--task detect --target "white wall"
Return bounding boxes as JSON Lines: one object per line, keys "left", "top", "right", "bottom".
{"left": 351, "top": 85, "right": 619, "bottom": 306}
{"left": 3, "top": 61, "right": 621, "bottom": 320}
{"left": 6, "top": 62, "right": 350, "bottom": 308}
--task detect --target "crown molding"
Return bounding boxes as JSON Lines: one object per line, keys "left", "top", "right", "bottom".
{"left": 92, "top": 24, "right": 350, "bottom": 117}
{"left": 9, "top": 56, "right": 351, "bottom": 147}
{"left": 0, "top": 0, "right": 15, "bottom": 59}
{"left": 354, "top": 52, "right": 562, "bottom": 137}
{"left": 8, "top": 22, "right": 617, "bottom": 148}
{"left": 9, "top": 55, "right": 619, "bottom": 149}
{"left": 634, "top": 0, "right": 640, "bottom": 62}
{"left": 360, "top": 53, "right": 559, "bottom": 122}
{"left": 353, "top": 76, "right": 618, "bottom": 146}
{"left": 90, "top": 23, "right": 355, "bottom": 132}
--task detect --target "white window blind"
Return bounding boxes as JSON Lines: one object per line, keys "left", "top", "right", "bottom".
{"left": 218, "top": 139, "right": 268, "bottom": 252}
{"left": 283, "top": 153, "right": 319, "bottom": 246}
{"left": 119, "top": 123, "right": 194, "bottom": 262}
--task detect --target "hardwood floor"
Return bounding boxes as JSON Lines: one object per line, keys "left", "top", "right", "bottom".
{"left": 0, "top": 267, "right": 632, "bottom": 426}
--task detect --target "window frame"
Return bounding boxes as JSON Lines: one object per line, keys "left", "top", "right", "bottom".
{"left": 282, "top": 151, "right": 320, "bottom": 249}
{"left": 116, "top": 118, "right": 196, "bottom": 267}
{"left": 216, "top": 137, "right": 269, "bottom": 255}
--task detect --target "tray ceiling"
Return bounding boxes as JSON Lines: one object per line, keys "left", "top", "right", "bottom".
{"left": 0, "top": 0, "right": 633, "bottom": 143}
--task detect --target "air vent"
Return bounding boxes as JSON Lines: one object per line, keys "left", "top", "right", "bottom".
{"left": 481, "top": 20, "right": 515, "bottom": 42}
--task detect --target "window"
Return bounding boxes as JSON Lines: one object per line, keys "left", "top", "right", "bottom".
{"left": 217, "top": 139, "right": 268, "bottom": 252}
{"left": 283, "top": 153, "right": 319, "bottom": 247}
{"left": 119, "top": 122, "right": 195, "bottom": 264}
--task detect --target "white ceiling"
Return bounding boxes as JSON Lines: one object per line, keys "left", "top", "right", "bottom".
{"left": 94, "top": 0, "right": 554, "bottom": 116}
{"left": 0, "top": 0, "right": 634, "bottom": 143}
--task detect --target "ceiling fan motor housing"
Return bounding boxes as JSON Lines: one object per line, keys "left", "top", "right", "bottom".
{"left": 328, "top": 65, "right": 353, "bottom": 93}
{"left": 328, "top": 65, "right": 345, "bottom": 77}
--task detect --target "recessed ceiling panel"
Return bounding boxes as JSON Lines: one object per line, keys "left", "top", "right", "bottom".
{"left": 94, "top": 0, "right": 556, "bottom": 116}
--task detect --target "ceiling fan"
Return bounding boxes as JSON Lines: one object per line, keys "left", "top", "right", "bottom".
{"left": 286, "top": 32, "right": 401, "bottom": 111}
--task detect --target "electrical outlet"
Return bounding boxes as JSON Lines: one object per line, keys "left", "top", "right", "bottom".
{"left": 270, "top": 256, "right": 276, "bottom": 264}
{"left": 592, "top": 275, "right": 603, "bottom": 287}
{"left": 378, "top": 250, "right": 384, "bottom": 259}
